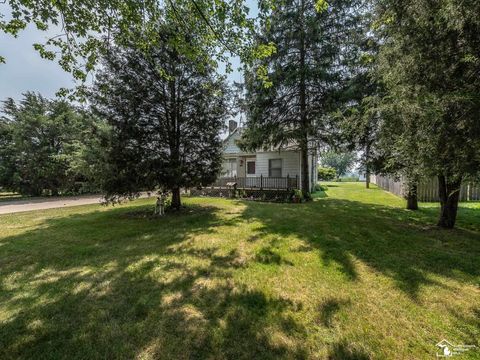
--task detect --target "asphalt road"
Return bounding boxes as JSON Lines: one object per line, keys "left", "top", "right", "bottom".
{"left": 0, "top": 193, "right": 152, "bottom": 215}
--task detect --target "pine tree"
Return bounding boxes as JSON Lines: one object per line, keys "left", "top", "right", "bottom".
{"left": 89, "top": 24, "right": 229, "bottom": 209}
{"left": 0, "top": 93, "right": 97, "bottom": 196}
{"left": 375, "top": 0, "right": 480, "bottom": 227}
{"left": 241, "top": 0, "right": 365, "bottom": 197}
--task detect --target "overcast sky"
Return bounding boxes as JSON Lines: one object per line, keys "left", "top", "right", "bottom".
{"left": 0, "top": 23, "right": 76, "bottom": 101}
{"left": 0, "top": 2, "right": 255, "bottom": 103}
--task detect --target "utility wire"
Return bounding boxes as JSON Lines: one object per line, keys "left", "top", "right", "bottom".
{"left": 189, "top": 0, "right": 240, "bottom": 56}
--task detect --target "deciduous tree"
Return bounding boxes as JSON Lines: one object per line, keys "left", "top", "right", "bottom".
{"left": 0, "top": 0, "right": 255, "bottom": 96}
{"left": 320, "top": 151, "right": 356, "bottom": 178}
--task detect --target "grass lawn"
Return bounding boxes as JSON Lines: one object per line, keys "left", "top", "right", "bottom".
{"left": 0, "top": 183, "right": 479, "bottom": 359}
{"left": 0, "top": 192, "right": 24, "bottom": 202}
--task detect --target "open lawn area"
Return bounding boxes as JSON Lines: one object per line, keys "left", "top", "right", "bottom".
{"left": 0, "top": 183, "right": 479, "bottom": 359}
{"left": 0, "top": 192, "right": 23, "bottom": 202}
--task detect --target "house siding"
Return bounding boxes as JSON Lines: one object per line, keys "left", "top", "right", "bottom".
{"left": 255, "top": 151, "right": 300, "bottom": 178}
{"left": 221, "top": 128, "right": 318, "bottom": 191}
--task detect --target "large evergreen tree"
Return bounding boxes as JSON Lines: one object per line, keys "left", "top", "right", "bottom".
{"left": 0, "top": 93, "right": 100, "bottom": 196}
{"left": 90, "top": 25, "right": 229, "bottom": 209}
{"left": 330, "top": 0, "right": 381, "bottom": 190}
{"left": 241, "top": 0, "right": 364, "bottom": 196}
{"left": 375, "top": 0, "right": 480, "bottom": 227}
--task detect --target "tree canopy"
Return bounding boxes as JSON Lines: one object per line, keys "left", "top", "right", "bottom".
{"left": 240, "top": 0, "right": 365, "bottom": 196}
{"left": 320, "top": 151, "right": 356, "bottom": 177}
{"left": 0, "top": 0, "right": 256, "bottom": 96}
{"left": 373, "top": 0, "right": 480, "bottom": 227}
{"left": 89, "top": 24, "right": 230, "bottom": 209}
{"left": 0, "top": 92, "right": 102, "bottom": 196}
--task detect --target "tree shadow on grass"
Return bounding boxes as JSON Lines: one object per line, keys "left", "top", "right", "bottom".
{"left": 0, "top": 203, "right": 307, "bottom": 359}
{"left": 237, "top": 198, "right": 480, "bottom": 302}
{"left": 328, "top": 340, "right": 370, "bottom": 360}
{"left": 318, "top": 298, "right": 351, "bottom": 328}
{"left": 1, "top": 197, "right": 479, "bottom": 358}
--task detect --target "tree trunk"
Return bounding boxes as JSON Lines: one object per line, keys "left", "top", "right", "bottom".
{"left": 171, "top": 187, "right": 181, "bottom": 210}
{"left": 405, "top": 182, "right": 418, "bottom": 210}
{"left": 365, "top": 142, "right": 370, "bottom": 189}
{"left": 437, "top": 175, "right": 461, "bottom": 228}
{"left": 298, "top": 0, "right": 310, "bottom": 198}
{"left": 301, "top": 144, "right": 310, "bottom": 196}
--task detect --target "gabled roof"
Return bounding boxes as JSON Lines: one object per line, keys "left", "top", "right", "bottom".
{"left": 223, "top": 127, "right": 302, "bottom": 155}
{"left": 222, "top": 126, "right": 242, "bottom": 145}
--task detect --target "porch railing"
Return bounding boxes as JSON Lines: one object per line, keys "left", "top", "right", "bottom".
{"left": 210, "top": 175, "right": 298, "bottom": 190}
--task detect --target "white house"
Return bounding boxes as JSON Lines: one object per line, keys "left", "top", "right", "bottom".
{"left": 221, "top": 121, "right": 318, "bottom": 192}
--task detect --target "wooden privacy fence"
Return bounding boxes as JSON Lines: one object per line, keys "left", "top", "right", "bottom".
{"left": 372, "top": 176, "right": 404, "bottom": 198}
{"left": 210, "top": 175, "right": 299, "bottom": 190}
{"left": 371, "top": 175, "right": 480, "bottom": 202}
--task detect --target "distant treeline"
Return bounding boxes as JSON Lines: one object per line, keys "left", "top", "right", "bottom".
{"left": 0, "top": 92, "right": 108, "bottom": 196}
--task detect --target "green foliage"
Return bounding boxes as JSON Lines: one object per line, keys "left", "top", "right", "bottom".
{"left": 318, "top": 167, "right": 337, "bottom": 181}
{"left": 242, "top": 0, "right": 365, "bottom": 195}
{"left": 1, "top": 1, "right": 255, "bottom": 92}
{"left": 0, "top": 93, "right": 103, "bottom": 196}
{"left": 374, "top": 0, "right": 480, "bottom": 227}
{"left": 316, "top": 184, "right": 328, "bottom": 192}
{"left": 320, "top": 151, "right": 356, "bottom": 177}
{"left": 338, "top": 176, "right": 359, "bottom": 182}
{"left": 90, "top": 23, "right": 229, "bottom": 207}
{"left": 236, "top": 189, "right": 247, "bottom": 198}
{"left": 292, "top": 189, "right": 304, "bottom": 201}
{"left": 314, "top": 0, "right": 329, "bottom": 13}
{"left": 1, "top": 184, "right": 479, "bottom": 359}
{"left": 335, "top": 8, "right": 382, "bottom": 182}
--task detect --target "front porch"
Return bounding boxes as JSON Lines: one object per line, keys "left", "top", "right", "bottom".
{"left": 213, "top": 175, "right": 299, "bottom": 190}
{"left": 189, "top": 175, "right": 299, "bottom": 200}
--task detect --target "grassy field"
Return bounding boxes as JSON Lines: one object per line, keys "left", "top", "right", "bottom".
{"left": 0, "top": 183, "right": 479, "bottom": 359}
{"left": 0, "top": 192, "right": 23, "bottom": 202}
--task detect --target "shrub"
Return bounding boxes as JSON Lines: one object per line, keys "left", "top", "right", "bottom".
{"left": 318, "top": 167, "right": 337, "bottom": 181}
{"left": 291, "top": 189, "right": 304, "bottom": 202}
{"left": 236, "top": 189, "right": 247, "bottom": 198}
{"left": 314, "top": 183, "right": 328, "bottom": 192}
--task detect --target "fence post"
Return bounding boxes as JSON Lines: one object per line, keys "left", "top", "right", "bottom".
{"left": 296, "top": 174, "right": 298, "bottom": 189}
{"left": 260, "top": 174, "right": 263, "bottom": 190}
{"left": 287, "top": 174, "right": 290, "bottom": 190}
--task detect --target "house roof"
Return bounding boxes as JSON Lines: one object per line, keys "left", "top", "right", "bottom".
{"left": 222, "top": 126, "right": 242, "bottom": 145}
{"left": 223, "top": 127, "right": 303, "bottom": 155}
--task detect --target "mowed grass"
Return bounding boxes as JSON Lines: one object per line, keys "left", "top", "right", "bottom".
{"left": 0, "top": 192, "right": 23, "bottom": 202}
{"left": 0, "top": 183, "right": 479, "bottom": 359}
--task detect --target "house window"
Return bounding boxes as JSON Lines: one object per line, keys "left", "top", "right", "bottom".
{"left": 246, "top": 160, "right": 256, "bottom": 175}
{"left": 225, "top": 158, "right": 237, "bottom": 177}
{"left": 269, "top": 159, "right": 282, "bottom": 177}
